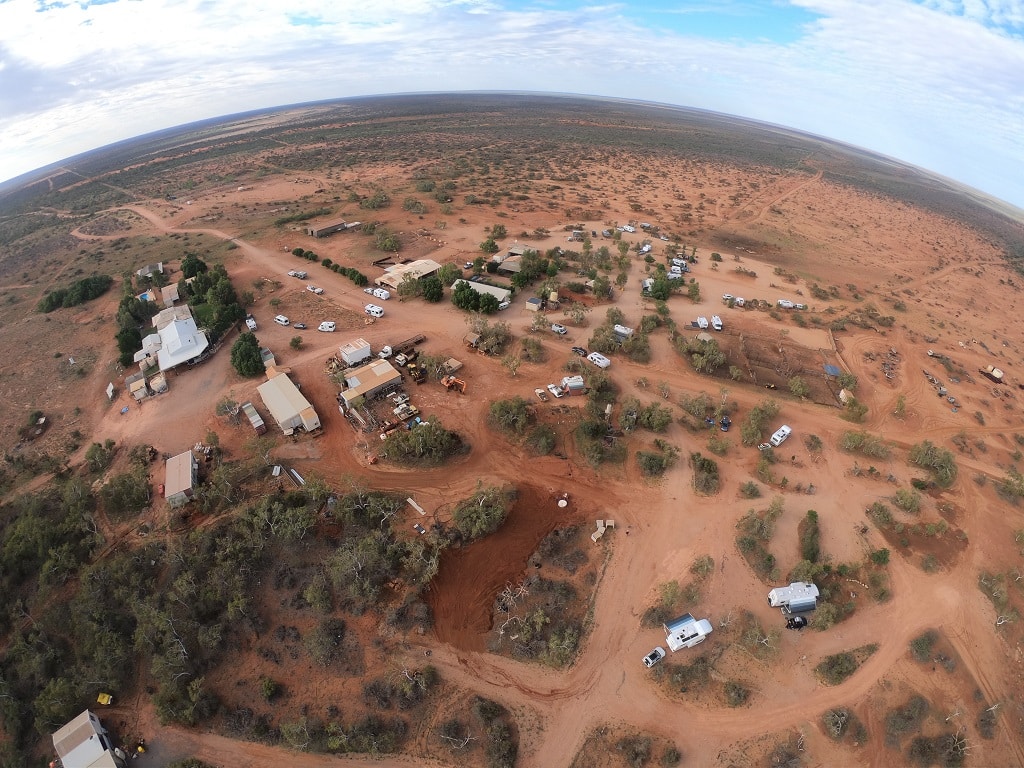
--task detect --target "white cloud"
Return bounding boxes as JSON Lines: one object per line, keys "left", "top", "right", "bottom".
{"left": 0, "top": 0, "right": 1022, "bottom": 208}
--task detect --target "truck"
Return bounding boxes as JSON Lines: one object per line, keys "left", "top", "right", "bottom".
{"left": 767, "top": 582, "right": 820, "bottom": 614}
{"left": 240, "top": 402, "right": 266, "bottom": 435}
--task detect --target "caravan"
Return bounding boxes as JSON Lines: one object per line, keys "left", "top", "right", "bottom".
{"left": 663, "top": 613, "right": 714, "bottom": 651}
{"left": 768, "top": 582, "right": 820, "bottom": 614}
{"left": 769, "top": 425, "right": 792, "bottom": 447}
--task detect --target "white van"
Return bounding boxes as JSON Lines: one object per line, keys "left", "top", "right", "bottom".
{"left": 587, "top": 352, "right": 611, "bottom": 369}
{"left": 769, "top": 425, "right": 792, "bottom": 447}
{"left": 364, "top": 304, "right": 384, "bottom": 318}
{"left": 372, "top": 288, "right": 391, "bottom": 301}
{"left": 670, "top": 265, "right": 683, "bottom": 276}
{"left": 274, "top": 315, "right": 290, "bottom": 326}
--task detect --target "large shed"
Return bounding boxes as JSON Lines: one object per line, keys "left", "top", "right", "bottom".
{"left": 376, "top": 259, "right": 443, "bottom": 291}
{"left": 340, "top": 359, "right": 403, "bottom": 408}
{"left": 52, "top": 710, "right": 126, "bottom": 768}
{"left": 257, "top": 371, "right": 321, "bottom": 434}
{"left": 451, "top": 279, "right": 512, "bottom": 303}
{"left": 164, "top": 450, "right": 198, "bottom": 507}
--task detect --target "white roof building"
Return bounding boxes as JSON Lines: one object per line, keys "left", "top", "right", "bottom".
{"left": 257, "top": 371, "right": 321, "bottom": 433}
{"left": 376, "top": 259, "right": 443, "bottom": 291}
{"left": 51, "top": 710, "right": 125, "bottom": 768}
{"left": 452, "top": 279, "right": 512, "bottom": 303}
{"left": 156, "top": 317, "right": 209, "bottom": 371}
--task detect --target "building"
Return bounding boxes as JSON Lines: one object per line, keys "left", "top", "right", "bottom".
{"left": 340, "top": 358, "right": 403, "bottom": 409}
{"left": 339, "top": 338, "right": 373, "bottom": 367}
{"left": 164, "top": 450, "right": 198, "bottom": 508}
{"left": 306, "top": 218, "right": 354, "bottom": 238}
{"left": 52, "top": 710, "right": 127, "bottom": 768}
{"left": 151, "top": 305, "right": 194, "bottom": 331}
{"left": 160, "top": 284, "right": 179, "bottom": 307}
{"left": 135, "top": 262, "right": 163, "bottom": 279}
{"left": 495, "top": 255, "right": 522, "bottom": 274}
{"left": 136, "top": 316, "right": 209, "bottom": 372}
{"left": 376, "top": 259, "right": 443, "bottom": 291}
{"left": 451, "top": 279, "right": 512, "bottom": 303}
{"left": 257, "top": 371, "right": 321, "bottom": 433}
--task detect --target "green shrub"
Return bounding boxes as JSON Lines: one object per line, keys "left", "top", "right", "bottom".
{"left": 453, "top": 486, "right": 512, "bottom": 541}
{"left": 909, "top": 630, "right": 938, "bottom": 662}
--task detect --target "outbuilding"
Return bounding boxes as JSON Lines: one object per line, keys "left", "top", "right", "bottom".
{"left": 339, "top": 338, "right": 373, "bottom": 367}
{"left": 52, "top": 710, "right": 127, "bottom": 768}
{"left": 257, "top": 371, "right": 321, "bottom": 434}
{"left": 340, "top": 358, "right": 403, "bottom": 409}
{"left": 767, "top": 582, "right": 820, "bottom": 614}
{"left": 164, "top": 450, "right": 198, "bottom": 508}
{"left": 451, "top": 279, "right": 512, "bottom": 303}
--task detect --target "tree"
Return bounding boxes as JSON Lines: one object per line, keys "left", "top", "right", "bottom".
{"left": 437, "top": 263, "right": 461, "bottom": 286}
{"left": 479, "top": 237, "right": 500, "bottom": 254}
{"left": 565, "top": 301, "right": 590, "bottom": 326}
{"left": 397, "top": 273, "right": 422, "bottom": 299}
{"left": 374, "top": 228, "right": 401, "bottom": 252}
{"left": 422, "top": 276, "right": 444, "bottom": 302}
{"left": 180, "top": 253, "right": 208, "bottom": 279}
{"left": 489, "top": 224, "right": 508, "bottom": 239}
{"left": 687, "top": 281, "right": 702, "bottom": 303}
{"left": 230, "top": 333, "right": 263, "bottom": 377}
{"left": 501, "top": 354, "right": 522, "bottom": 378}
{"left": 290, "top": 336, "right": 303, "bottom": 350}
{"left": 789, "top": 376, "right": 810, "bottom": 398}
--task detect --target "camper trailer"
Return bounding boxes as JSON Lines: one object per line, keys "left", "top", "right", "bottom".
{"left": 663, "top": 613, "right": 714, "bottom": 651}
{"left": 769, "top": 425, "right": 792, "bottom": 446}
{"left": 767, "top": 582, "right": 820, "bottom": 614}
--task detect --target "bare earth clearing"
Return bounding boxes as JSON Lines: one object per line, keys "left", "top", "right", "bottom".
{"left": 2, "top": 96, "right": 1024, "bottom": 767}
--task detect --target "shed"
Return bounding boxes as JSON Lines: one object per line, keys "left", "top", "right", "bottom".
{"left": 257, "top": 372, "right": 321, "bottom": 433}
{"left": 164, "top": 450, "right": 198, "bottom": 508}
{"left": 663, "top": 613, "right": 714, "bottom": 651}
{"left": 52, "top": 710, "right": 126, "bottom": 768}
{"left": 339, "top": 338, "right": 373, "bottom": 366}
{"left": 340, "top": 359, "right": 403, "bottom": 408}
{"left": 160, "top": 284, "right": 179, "bottom": 307}
{"left": 306, "top": 218, "right": 349, "bottom": 238}
{"left": 525, "top": 297, "right": 543, "bottom": 312}
{"left": 376, "top": 259, "right": 443, "bottom": 291}
{"left": 767, "top": 582, "right": 819, "bottom": 614}
{"left": 451, "top": 279, "right": 512, "bottom": 303}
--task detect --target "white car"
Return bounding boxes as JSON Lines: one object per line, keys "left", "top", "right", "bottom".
{"left": 317, "top": 321, "right": 336, "bottom": 332}
{"left": 587, "top": 352, "right": 611, "bottom": 369}
{"left": 497, "top": 301, "right": 511, "bottom": 311}
{"left": 643, "top": 647, "right": 666, "bottom": 668}
{"left": 307, "top": 285, "right": 324, "bottom": 295}
{"left": 546, "top": 383, "right": 564, "bottom": 399}
{"left": 364, "top": 287, "right": 375, "bottom": 294}
{"left": 274, "top": 315, "right": 290, "bottom": 326}
{"left": 722, "top": 294, "right": 734, "bottom": 303}
{"left": 551, "top": 323, "right": 568, "bottom": 335}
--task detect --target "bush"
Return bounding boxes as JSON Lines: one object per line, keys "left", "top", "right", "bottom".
{"left": 886, "top": 695, "right": 930, "bottom": 744}
{"left": 910, "top": 629, "right": 938, "bottom": 662}
{"left": 893, "top": 488, "right": 922, "bottom": 513}
{"left": 689, "top": 452, "right": 720, "bottom": 494}
{"left": 488, "top": 397, "right": 533, "bottom": 437}
{"left": 799, "top": 510, "right": 821, "bottom": 563}
{"left": 616, "top": 735, "right": 652, "bottom": 767}
{"left": 453, "top": 486, "right": 512, "bottom": 541}
{"left": 724, "top": 681, "right": 750, "bottom": 707}
{"left": 37, "top": 274, "right": 114, "bottom": 312}
{"left": 739, "top": 481, "right": 761, "bottom": 498}
{"left": 909, "top": 441, "right": 958, "bottom": 487}
{"left": 815, "top": 651, "right": 858, "bottom": 685}
{"left": 379, "top": 420, "right": 465, "bottom": 466}
{"left": 525, "top": 425, "right": 556, "bottom": 455}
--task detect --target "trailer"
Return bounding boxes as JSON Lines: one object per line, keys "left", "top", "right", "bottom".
{"left": 392, "top": 334, "right": 426, "bottom": 355}
{"left": 663, "top": 613, "right": 714, "bottom": 651}
{"left": 767, "top": 582, "right": 819, "bottom": 614}
{"left": 240, "top": 402, "right": 267, "bottom": 435}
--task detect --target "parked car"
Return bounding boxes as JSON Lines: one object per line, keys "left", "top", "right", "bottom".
{"left": 463, "top": 261, "right": 474, "bottom": 269}
{"left": 306, "top": 285, "right": 324, "bottom": 295}
{"left": 722, "top": 294, "right": 734, "bottom": 303}
{"left": 274, "top": 315, "right": 290, "bottom": 326}
{"left": 551, "top": 323, "right": 568, "bottom": 335}
{"left": 587, "top": 352, "right": 611, "bottom": 369}
{"left": 497, "top": 301, "right": 511, "bottom": 311}
{"left": 571, "top": 346, "right": 588, "bottom": 357}
{"left": 546, "top": 383, "right": 564, "bottom": 399}
{"left": 317, "top": 321, "right": 336, "bottom": 332}
{"left": 720, "top": 415, "right": 732, "bottom": 432}
{"left": 643, "top": 647, "right": 666, "bottom": 668}
{"left": 293, "top": 323, "right": 307, "bottom": 330}
{"left": 245, "top": 315, "right": 257, "bottom": 331}
{"left": 364, "top": 287, "right": 375, "bottom": 294}
{"left": 534, "top": 388, "right": 549, "bottom": 402}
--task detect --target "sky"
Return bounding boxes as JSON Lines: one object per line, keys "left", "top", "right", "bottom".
{"left": 1, "top": 0, "right": 1023, "bottom": 209}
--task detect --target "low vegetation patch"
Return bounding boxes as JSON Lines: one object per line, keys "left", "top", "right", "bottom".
{"left": 821, "top": 707, "right": 868, "bottom": 746}
{"left": 488, "top": 397, "right": 534, "bottom": 438}
{"left": 453, "top": 486, "right": 514, "bottom": 541}
{"left": 909, "top": 629, "right": 939, "bottom": 663}
{"left": 814, "top": 644, "right": 878, "bottom": 685}
{"left": 642, "top": 556, "right": 714, "bottom": 628}
{"left": 689, "top": 452, "right": 720, "bottom": 494}
{"left": 37, "top": 274, "right": 114, "bottom": 313}
{"left": 739, "top": 398, "right": 780, "bottom": 446}
{"left": 735, "top": 496, "right": 784, "bottom": 581}
{"left": 885, "top": 695, "right": 930, "bottom": 747}
{"left": 636, "top": 440, "right": 680, "bottom": 477}
{"left": 909, "top": 440, "right": 958, "bottom": 488}
{"left": 379, "top": 420, "right": 466, "bottom": 467}
{"left": 839, "top": 430, "right": 891, "bottom": 458}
